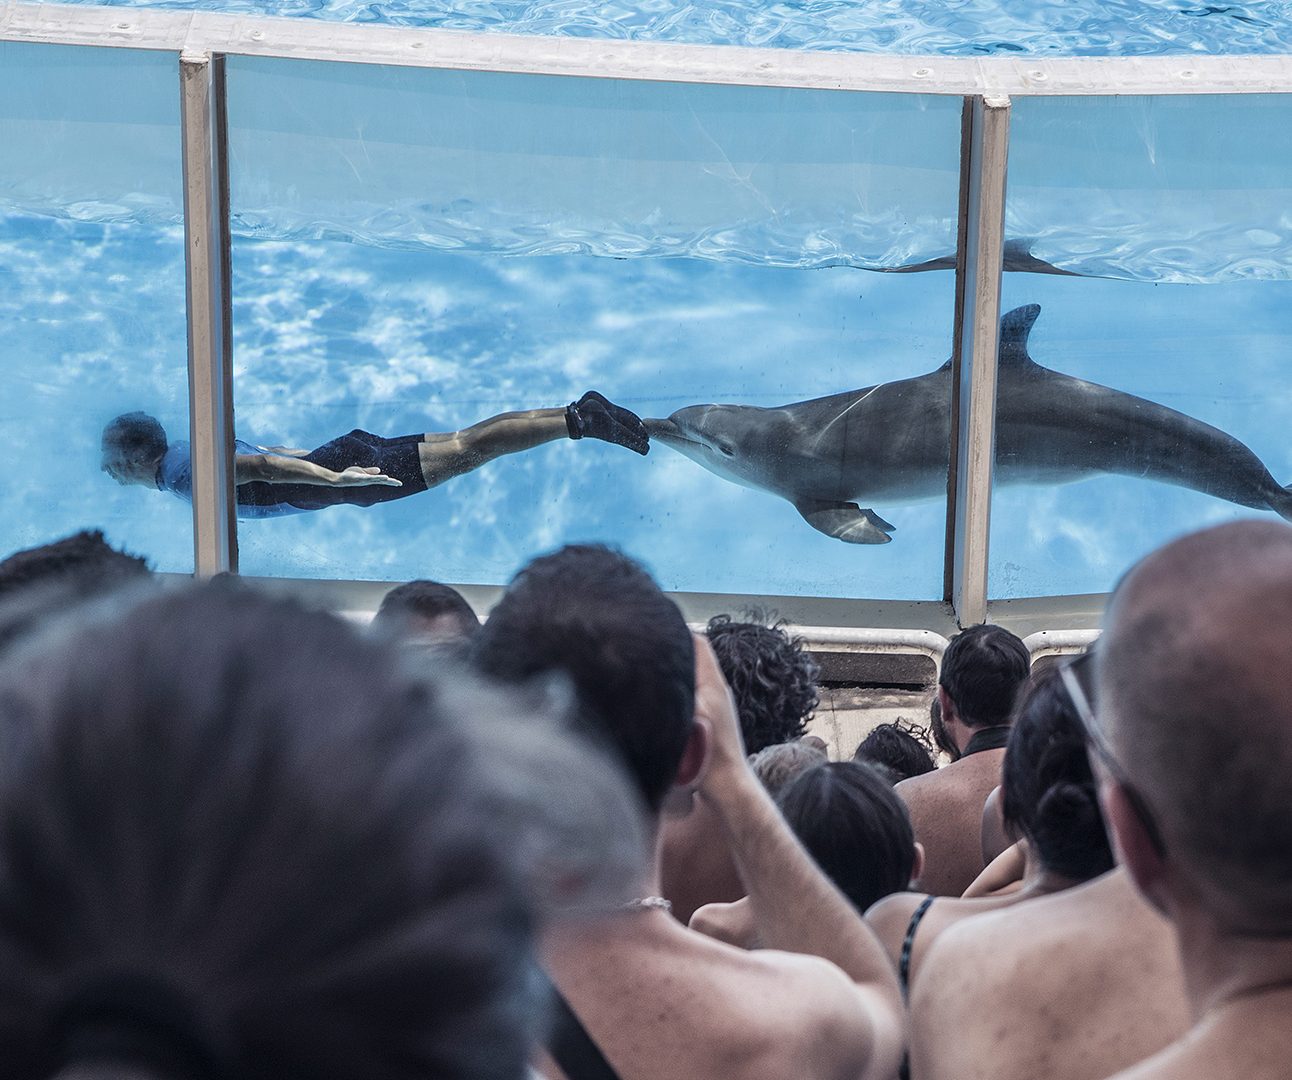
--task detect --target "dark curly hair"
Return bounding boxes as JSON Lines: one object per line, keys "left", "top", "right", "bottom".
{"left": 1001, "top": 668, "right": 1114, "bottom": 882}
{"left": 853, "top": 720, "right": 937, "bottom": 783}
{"left": 705, "top": 615, "right": 819, "bottom": 755}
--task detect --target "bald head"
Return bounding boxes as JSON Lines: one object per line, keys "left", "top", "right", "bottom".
{"left": 1098, "top": 520, "right": 1292, "bottom": 932}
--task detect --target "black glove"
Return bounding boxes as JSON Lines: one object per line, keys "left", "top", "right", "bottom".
{"left": 566, "top": 391, "right": 650, "bottom": 455}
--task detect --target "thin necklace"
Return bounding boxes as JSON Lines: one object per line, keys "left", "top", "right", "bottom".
{"left": 621, "top": 896, "right": 672, "bottom": 914}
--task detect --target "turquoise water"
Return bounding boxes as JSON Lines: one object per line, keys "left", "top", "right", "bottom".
{"left": 44, "top": 0, "right": 1292, "bottom": 56}
{"left": 3, "top": 31, "right": 1292, "bottom": 600}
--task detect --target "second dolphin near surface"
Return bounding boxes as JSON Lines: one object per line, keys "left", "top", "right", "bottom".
{"left": 645, "top": 304, "right": 1292, "bottom": 544}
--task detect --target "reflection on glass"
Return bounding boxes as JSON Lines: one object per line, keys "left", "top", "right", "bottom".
{"left": 1007, "top": 95, "right": 1292, "bottom": 284}
{"left": 990, "top": 95, "right": 1292, "bottom": 600}
{"left": 0, "top": 45, "right": 192, "bottom": 572}
{"left": 226, "top": 60, "right": 960, "bottom": 600}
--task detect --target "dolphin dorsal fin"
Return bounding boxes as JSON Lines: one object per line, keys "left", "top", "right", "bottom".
{"left": 999, "top": 304, "right": 1041, "bottom": 365}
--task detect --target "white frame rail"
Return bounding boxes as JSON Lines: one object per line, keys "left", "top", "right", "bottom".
{"left": 5, "top": 1, "right": 1292, "bottom": 641}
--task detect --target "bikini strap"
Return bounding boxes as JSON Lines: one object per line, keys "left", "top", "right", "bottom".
{"left": 899, "top": 895, "right": 936, "bottom": 996}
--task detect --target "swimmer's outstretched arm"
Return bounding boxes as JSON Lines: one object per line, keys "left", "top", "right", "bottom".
{"left": 234, "top": 454, "right": 401, "bottom": 488}
{"left": 256, "top": 444, "right": 311, "bottom": 457}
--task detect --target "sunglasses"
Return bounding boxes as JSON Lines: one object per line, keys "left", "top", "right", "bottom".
{"left": 1058, "top": 652, "right": 1168, "bottom": 858}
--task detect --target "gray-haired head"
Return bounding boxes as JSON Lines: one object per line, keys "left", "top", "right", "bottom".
{"left": 0, "top": 581, "right": 644, "bottom": 1080}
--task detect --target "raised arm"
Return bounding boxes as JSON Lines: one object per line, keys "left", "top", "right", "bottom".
{"left": 233, "top": 453, "right": 401, "bottom": 488}
{"left": 693, "top": 636, "right": 905, "bottom": 1080}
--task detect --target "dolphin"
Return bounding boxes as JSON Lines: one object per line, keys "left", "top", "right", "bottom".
{"left": 646, "top": 304, "right": 1292, "bottom": 544}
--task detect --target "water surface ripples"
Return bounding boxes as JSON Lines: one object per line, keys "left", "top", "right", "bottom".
{"left": 44, "top": 0, "right": 1292, "bottom": 56}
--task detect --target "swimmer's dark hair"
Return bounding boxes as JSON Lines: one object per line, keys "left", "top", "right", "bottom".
{"left": 1001, "top": 668, "right": 1114, "bottom": 882}
{"left": 854, "top": 720, "right": 937, "bottom": 783}
{"left": 777, "top": 762, "right": 916, "bottom": 913}
{"left": 102, "top": 412, "right": 167, "bottom": 468}
{"left": 705, "top": 615, "right": 819, "bottom": 754}
{"left": 473, "top": 544, "right": 695, "bottom": 815}
{"left": 0, "top": 583, "right": 537, "bottom": 1080}
{"left": 374, "top": 580, "right": 480, "bottom": 641}
{"left": 939, "top": 623, "right": 1030, "bottom": 729}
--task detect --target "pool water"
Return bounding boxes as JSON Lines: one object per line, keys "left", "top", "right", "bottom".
{"left": 4, "top": 17, "right": 1292, "bottom": 602}
{"left": 44, "top": 0, "right": 1292, "bottom": 57}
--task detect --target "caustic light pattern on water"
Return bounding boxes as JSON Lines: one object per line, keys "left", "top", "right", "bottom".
{"left": 44, "top": 0, "right": 1292, "bottom": 56}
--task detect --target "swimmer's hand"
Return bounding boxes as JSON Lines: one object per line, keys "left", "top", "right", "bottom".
{"left": 331, "top": 466, "right": 403, "bottom": 487}
{"left": 236, "top": 453, "right": 401, "bottom": 487}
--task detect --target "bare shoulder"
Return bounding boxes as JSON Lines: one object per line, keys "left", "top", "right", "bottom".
{"left": 894, "top": 769, "right": 937, "bottom": 799}
{"left": 690, "top": 898, "right": 756, "bottom": 949}
{"left": 864, "top": 890, "right": 928, "bottom": 964}
{"left": 866, "top": 889, "right": 926, "bottom": 929}
{"left": 745, "top": 949, "right": 904, "bottom": 1080}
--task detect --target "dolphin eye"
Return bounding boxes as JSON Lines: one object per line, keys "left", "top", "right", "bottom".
{"left": 716, "top": 442, "right": 735, "bottom": 457}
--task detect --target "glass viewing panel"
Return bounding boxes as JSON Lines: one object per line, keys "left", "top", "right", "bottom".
{"left": 225, "top": 58, "right": 961, "bottom": 599}
{"left": 0, "top": 43, "right": 193, "bottom": 573}
{"left": 990, "top": 95, "right": 1292, "bottom": 599}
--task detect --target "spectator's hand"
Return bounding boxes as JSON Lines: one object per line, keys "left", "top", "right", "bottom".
{"left": 692, "top": 634, "right": 750, "bottom": 796}
{"left": 962, "top": 840, "right": 1027, "bottom": 898}
{"left": 332, "top": 466, "right": 403, "bottom": 488}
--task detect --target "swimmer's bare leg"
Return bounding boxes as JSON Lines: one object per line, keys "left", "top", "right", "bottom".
{"left": 416, "top": 394, "right": 648, "bottom": 488}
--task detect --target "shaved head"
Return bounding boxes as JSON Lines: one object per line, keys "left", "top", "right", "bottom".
{"left": 1098, "top": 520, "right": 1292, "bottom": 932}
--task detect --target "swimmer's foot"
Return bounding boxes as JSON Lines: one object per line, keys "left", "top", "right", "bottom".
{"left": 566, "top": 391, "right": 650, "bottom": 455}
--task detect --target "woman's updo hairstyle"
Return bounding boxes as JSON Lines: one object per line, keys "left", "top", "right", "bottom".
{"left": 1000, "top": 666, "right": 1114, "bottom": 882}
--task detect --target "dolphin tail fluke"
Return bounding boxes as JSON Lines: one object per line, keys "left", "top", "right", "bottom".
{"left": 794, "top": 498, "right": 896, "bottom": 544}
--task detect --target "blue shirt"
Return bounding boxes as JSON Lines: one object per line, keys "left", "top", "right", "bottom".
{"left": 157, "top": 439, "right": 308, "bottom": 519}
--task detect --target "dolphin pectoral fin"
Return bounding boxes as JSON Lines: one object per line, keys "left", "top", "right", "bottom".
{"left": 793, "top": 499, "right": 896, "bottom": 544}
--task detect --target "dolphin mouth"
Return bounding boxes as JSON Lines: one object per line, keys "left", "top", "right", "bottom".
{"left": 644, "top": 417, "right": 702, "bottom": 450}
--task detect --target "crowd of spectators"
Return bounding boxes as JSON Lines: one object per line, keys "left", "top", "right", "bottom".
{"left": 0, "top": 518, "right": 1285, "bottom": 1080}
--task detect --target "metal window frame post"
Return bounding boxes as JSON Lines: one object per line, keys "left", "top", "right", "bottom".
{"left": 949, "top": 94, "right": 1010, "bottom": 626}
{"left": 180, "top": 51, "right": 237, "bottom": 576}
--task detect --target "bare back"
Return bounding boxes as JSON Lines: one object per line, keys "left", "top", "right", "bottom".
{"left": 896, "top": 748, "right": 1004, "bottom": 897}
{"left": 865, "top": 888, "right": 1024, "bottom": 988}
{"left": 909, "top": 870, "right": 1189, "bottom": 1080}
{"left": 1108, "top": 985, "right": 1292, "bottom": 1080}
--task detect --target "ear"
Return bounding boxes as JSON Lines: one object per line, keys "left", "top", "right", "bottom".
{"left": 1101, "top": 777, "right": 1170, "bottom": 916}
{"left": 673, "top": 718, "right": 711, "bottom": 791}
{"left": 936, "top": 684, "right": 955, "bottom": 725}
{"left": 910, "top": 842, "right": 926, "bottom": 888}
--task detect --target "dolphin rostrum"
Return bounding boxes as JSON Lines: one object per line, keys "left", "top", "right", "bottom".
{"left": 645, "top": 304, "right": 1292, "bottom": 544}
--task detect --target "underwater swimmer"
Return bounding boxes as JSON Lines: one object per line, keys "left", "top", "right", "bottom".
{"left": 101, "top": 392, "right": 648, "bottom": 518}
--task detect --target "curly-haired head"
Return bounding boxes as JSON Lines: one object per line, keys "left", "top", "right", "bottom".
{"left": 853, "top": 720, "right": 937, "bottom": 783}
{"left": 705, "top": 615, "right": 819, "bottom": 754}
